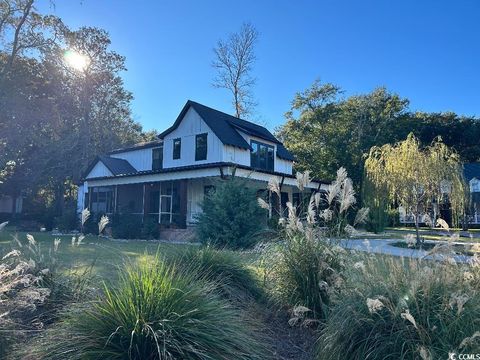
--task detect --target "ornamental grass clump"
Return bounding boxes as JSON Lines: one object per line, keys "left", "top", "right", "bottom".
{"left": 24, "top": 256, "right": 268, "bottom": 360}
{"left": 316, "top": 253, "right": 480, "bottom": 360}
{"left": 172, "top": 246, "right": 263, "bottom": 302}
{"left": 0, "top": 233, "right": 93, "bottom": 359}
{"left": 258, "top": 169, "right": 367, "bottom": 322}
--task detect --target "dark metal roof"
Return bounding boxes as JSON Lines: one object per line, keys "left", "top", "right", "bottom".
{"left": 83, "top": 156, "right": 137, "bottom": 179}
{"left": 158, "top": 100, "right": 295, "bottom": 161}
{"left": 83, "top": 161, "right": 328, "bottom": 185}
{"left": 99, "top": 156, "right": 137, "bottom": 176}
{"left": 108, "top": 140, "right": 163, "bottom": 155}
{"left": 464, "top": 163, "right": 480, "bottom": 182}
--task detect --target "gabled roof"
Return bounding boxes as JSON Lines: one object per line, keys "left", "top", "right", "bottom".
{"left": 83, "top": 156, "right": 137, "bottom": 179}
{"left": 108, "top": 140, "right": 163, "bottom": 155}
{"left": 464, "top": 163, "right": 480, "bottom": 182}
{"left": 158, "top": 100, "right": 295, "bottom": 161}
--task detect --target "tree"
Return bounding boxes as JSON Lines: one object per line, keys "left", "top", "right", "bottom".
{"left": 364, "top": 133, "right": 467, "bottom": 244}
{"left": 277, "top": 80, "right": 410, "bottom": 186}
{"left": 0, "top": 2, "right": 147, "bottom": 224}
{"left": 212, "top": 22, "right": 258, "bottom": 119}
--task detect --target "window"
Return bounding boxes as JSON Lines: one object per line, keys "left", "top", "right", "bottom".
{"left": 195, "top": 133, "right": 208, "bottom": 161}
{"left": 152, "top": 147, "right": 163, "bottom": 170}
{"left": 173, "top": 138, "right": 181, "bottom": 160}
{"left": 250, "top": 140, "right": 274, "bottom": 171}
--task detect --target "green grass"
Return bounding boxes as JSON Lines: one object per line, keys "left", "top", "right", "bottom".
{"left": 0, "top": 229, "right": 194, "bottom": 282}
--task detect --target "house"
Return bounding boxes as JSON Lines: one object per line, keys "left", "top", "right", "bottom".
{"left": 464, "top": 163, "right": 480, "bottom": 224}
{"left": 0, "top": 195, "right": 23, "bottom": 216}
{"left": 78, "top": 100, "right": 327, "bottom": 239}
{"left": 399, "top": 163, "right": 480, "bottom": 226}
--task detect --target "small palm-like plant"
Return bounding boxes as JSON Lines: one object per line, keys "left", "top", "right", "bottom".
{"left": 25, "top": 256, "right": 268, "bottom": 360}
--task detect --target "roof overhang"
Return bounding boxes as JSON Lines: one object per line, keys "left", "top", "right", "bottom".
{"left": 82, "top": 162, "right": 329, "bottom": 190}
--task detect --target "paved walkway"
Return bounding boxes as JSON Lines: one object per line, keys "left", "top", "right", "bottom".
{"left": 339, "top": 238, "right": 474, "bottom": 264}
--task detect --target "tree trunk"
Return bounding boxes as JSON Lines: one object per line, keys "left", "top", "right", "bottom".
{"left": 414, "top": 205, "right": 421, "bottom": 247}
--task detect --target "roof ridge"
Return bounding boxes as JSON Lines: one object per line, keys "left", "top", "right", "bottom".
{"left": 188, "top": 100, "right": 269, "bottom": 131}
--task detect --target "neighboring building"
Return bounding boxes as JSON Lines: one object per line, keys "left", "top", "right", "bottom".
{"left": 464, "top": 163, "right": 480, "bottom": 225}
{"left": 399, "top": 163, "right": 480, "bottom": 225}
{"left": 78, "top": 100, "right": 327, "bottom": 238}
{"left": 0, "top": 195, "right": 23, "bottom": 216}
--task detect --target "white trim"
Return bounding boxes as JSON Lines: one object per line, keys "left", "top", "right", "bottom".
{"left": 85, "top": 166, "right": 326, "bottom": 190}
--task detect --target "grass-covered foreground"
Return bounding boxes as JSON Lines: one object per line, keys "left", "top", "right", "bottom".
{"left": 1, "top": 170, "right": 479, "bottom": 359}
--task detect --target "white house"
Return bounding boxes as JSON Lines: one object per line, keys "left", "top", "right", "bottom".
{"left": 78, "top": 100, "right": 327, "bottom": 239}
{"left": 399, "top": 163, "right": 480, "bottom": 225}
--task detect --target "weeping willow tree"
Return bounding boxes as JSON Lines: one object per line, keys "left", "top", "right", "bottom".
{"left": 364, "top": 133, "right": 468, "bottom": 244}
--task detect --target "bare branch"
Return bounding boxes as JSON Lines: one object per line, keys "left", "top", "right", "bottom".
{"left": 212, "top": 22, "right": 258, "bottom": 119}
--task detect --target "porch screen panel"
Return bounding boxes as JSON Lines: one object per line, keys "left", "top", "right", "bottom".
{"left": 159, "top": 180, "right": 187, "bottom": 228}
{"left": 116, "top": 184, "right": 144, "bottom": 214}
{"left": 90, "top": 187, "right": 114, "bottom": 214}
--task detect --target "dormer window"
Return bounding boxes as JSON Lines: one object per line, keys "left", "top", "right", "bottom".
{"left": 173, "top": 138, "right": 181, "bottom": 160}
{"left": 251, "top": 140, "right": 274, "bottom": 172}
{"left": 152, "top": 147, "right": 163, "bottom": 170}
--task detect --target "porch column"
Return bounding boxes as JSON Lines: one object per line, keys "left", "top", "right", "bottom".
{"left": 114, "top": 185, "right": 118, "bottom": 214}
{"left": 142, "top": 183, "right": 146, "bottom": 223}
{"left": 88, "top": 187, "right": 92, "bottom": 211}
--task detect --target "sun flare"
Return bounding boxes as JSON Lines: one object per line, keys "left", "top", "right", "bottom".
{"left": 64, "top": 50, "right": 89, "bottom": 71}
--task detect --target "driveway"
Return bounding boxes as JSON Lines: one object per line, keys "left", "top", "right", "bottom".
{"left": 339, "top": 238, "right": 474, "bottom": 264}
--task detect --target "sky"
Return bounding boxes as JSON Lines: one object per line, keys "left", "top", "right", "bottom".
{"left": 38, "top": 0, "right": 480, "bottom": 132}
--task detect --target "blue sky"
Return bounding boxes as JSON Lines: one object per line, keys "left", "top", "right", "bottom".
{"left": 38, "top": 0, "right": 480, "bottom": 132}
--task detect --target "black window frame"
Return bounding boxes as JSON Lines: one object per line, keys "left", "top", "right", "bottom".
{"left": 250, "top": 140, "right": 274, "bottom": 172}
{"left": 195, "top": 133, "right": 208, "bottom": 161}
{"left": 172, "top": 138, "right": 181, "bottom": 160}
{"left": 152, "top": 146, "right": 163, "bottom": 170}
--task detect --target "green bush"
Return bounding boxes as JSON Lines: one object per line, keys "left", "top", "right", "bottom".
{"left": 196, "top": 178, "right": 266, "bottom": 249}
{"left": 54, "top": 209, "right": 78, "bottom": 232}
{"left": 111, "top": 214, "right": 142, "bottom": 239}
{"left": 141, "top": 215, "right": 159, "bottom": 239}
{"left": 24, "top": 257, "right": 268, "bottom": 360}
{"left": 172, "top": 246, "right": 263, "bottom": 301}
{"left": 316, "top": 255, "right": 480, "bottom": 359}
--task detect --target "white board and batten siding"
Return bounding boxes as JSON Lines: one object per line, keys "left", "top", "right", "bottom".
{"left": 88, "top": 162, "right": 113, "bottom": 178}
{"left": 110, "top": 147, "right": 157, "bottom": 172}
{"left": 162, "top": 108, "right": 223, "bottom": 169}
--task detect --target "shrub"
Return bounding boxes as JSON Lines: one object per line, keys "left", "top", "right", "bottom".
{"left": 24, "top": 257, "right": 268, "bottom": 360}
{"left": 111, "top": 213, "right": 142, "bottom": 239}
{"left": 172, "top": 246, "right": 263, "bottom": 301}
{"left": 54, "top": 209, "right": 78, "bottom": 232}
{"left": 141, "top": 215, "right": 159, "bottom": 239}
{"left": 316, "top": 254, "right": 480, "bottom": 359}
{"left": 196, "top": 177, "right": 266, "bottom": 249}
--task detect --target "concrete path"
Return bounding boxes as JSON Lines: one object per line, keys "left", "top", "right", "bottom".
{"left": 339, "top": 238, "right": 475, "bottom": 264}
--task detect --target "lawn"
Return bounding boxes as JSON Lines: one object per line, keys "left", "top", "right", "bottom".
{"left": 384, "top": 227, "right": 480, "bottom": 243}
{"left": 0, "top": 229, "right": 196, "bottom": 282}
